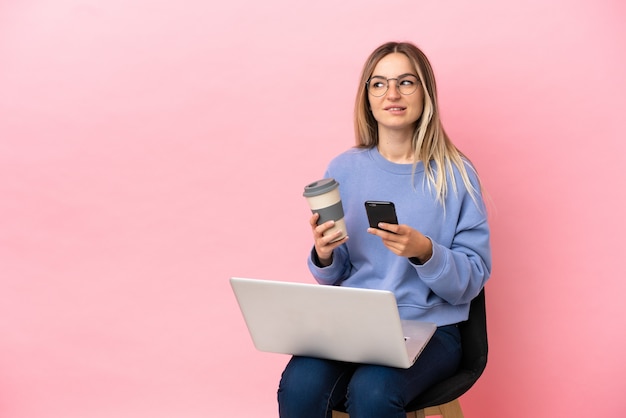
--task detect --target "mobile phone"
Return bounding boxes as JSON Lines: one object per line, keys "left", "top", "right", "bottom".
{"left": 364, "top": 201, "right": 398, "bottom": 231}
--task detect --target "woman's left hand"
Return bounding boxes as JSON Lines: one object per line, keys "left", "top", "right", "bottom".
{"left": 367, "top": 223, "right": 433, "bottom": 263}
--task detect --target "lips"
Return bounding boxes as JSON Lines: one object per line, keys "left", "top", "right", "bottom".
{"left": 384, "top": 106, "right": 407, "bottom": 113}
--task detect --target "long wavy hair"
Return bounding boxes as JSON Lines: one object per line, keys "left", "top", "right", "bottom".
{"left": 354, "top": 41, "right": 480, "bottom": 207}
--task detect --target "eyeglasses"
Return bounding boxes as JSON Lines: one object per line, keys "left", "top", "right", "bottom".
{"left": 366, "top": 74, "right": 420, "bottom": 97}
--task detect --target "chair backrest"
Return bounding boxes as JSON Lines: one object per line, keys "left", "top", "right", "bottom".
{"left": 458, "top": 288, "right": 488, "bottom": 376}
{"left": 405, "top": 288, "right": 488, "bottom": 411}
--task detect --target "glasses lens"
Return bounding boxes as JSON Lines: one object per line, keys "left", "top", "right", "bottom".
{"left": 397, "top": 75, "right": 419, "bottom": 95}
{"left": 367, "top": 77, "right": 388, "bottom": 97}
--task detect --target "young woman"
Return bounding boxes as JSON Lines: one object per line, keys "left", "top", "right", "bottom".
{"left": 278, "top": 41, "right": 492, "bottom": 418}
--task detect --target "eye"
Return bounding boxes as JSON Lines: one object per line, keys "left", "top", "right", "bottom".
{"left": 368, "top": 77, "right": 387, "bottom": 90}
{"left": 396, "top": 75, "right": 420, "bottom": 95}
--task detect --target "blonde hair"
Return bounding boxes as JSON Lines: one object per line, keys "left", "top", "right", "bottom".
{"left": 355, "top": 42, "right": 480, "bottom": 207}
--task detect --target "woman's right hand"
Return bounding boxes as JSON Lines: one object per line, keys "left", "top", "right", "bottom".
{"left": 310, "top": 213, "right": 348, "bottom": 267}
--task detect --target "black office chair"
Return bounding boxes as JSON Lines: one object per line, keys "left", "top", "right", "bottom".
{"left": 332, "top": 289, "right": 488, "bottom": 418}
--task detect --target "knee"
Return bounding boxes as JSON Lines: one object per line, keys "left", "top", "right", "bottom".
{"left": 278, "top": 357, "right": 342, "bottom": 416}
{"left": 346, "top": 373, "right": 402, "bottom": 413}
{"left": 278, "top": 360, "right": 317, "bottom": 404}
{"left": 279, "top": 357, "right": 327, "bottom": 395}
{"left": 278, "top": 369, "right": 320, "bottom": 416}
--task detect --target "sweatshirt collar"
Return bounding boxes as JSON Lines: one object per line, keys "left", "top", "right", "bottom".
{"left": 369, "top": 146, "right": 425, "bottom": 175}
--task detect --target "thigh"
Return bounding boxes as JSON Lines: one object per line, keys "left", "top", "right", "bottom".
{"left": 278, "top": 356, "right": 356, "bottom": 418}
{"left": 346, "top": 325, "right": 462, "bottom": 417}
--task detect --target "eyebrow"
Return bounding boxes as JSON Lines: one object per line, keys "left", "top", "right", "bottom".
{"left": 370, "top": 73, "right": 417, "bottom": 79}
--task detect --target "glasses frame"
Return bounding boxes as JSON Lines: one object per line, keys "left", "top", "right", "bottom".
{"left": 365, "top": 74, "right": 420, "bottom": 97}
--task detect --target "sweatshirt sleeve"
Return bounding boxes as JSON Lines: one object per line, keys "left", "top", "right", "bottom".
{"left": 414, "top": 187, "right": 492, "bottom": 305}
{"left": 307, "top": 243, "right": 352, "bottom": 285}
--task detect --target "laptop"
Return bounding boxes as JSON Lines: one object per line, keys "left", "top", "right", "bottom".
{"left": 230, "top": 277, "right": 437, "bottom": 369}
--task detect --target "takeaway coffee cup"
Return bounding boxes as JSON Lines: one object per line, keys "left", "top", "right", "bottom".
{"left": 303, "top": 178, "right": 347, "bottom": 243}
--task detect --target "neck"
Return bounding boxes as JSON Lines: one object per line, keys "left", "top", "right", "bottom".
{"left": 377, "top": 132, "right": 415, "bottom": 164}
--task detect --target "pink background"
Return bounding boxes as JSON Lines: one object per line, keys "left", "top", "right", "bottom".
{"left": 1, "top": 1, "right": 625, "bottom": 417}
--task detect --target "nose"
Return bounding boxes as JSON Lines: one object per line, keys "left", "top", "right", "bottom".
{"left": 385, "top": 79, "right": 401, "bottom": 99}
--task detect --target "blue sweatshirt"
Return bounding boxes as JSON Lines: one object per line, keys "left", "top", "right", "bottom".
{"left": 308, "top": 147, "right": 492, "bottom": 325}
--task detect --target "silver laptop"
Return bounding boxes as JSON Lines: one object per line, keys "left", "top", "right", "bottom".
{"left": 230, "top": 277, "right": 436, "bottom": 369}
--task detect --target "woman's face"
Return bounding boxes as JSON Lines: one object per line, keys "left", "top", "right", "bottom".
{"left": 368, "top": 53, "right": 424, "bottom": 136}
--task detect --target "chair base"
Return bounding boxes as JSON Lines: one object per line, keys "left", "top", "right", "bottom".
{"left": 332, "top": 399, "right": 464, "bottom": 418}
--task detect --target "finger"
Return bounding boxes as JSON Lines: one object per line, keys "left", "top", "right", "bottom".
{"left": 315, "top": 220, "right": 336, "bottom": 234}
{"left": 378, "top": 222, "right": 400, "bottom": 234}
{"left": 371, "top": 226, "right": 399, "bottom": 242}
{"left": 310, "top": 212, "right": 320, "bottom": 226}
{"left": 316, "top": 233, "right": 348, "bottom": 256}
{"left": 367, "top": 227, "right": 383, "bottom": 236}
{"left": 368, "top": 227, "right": 397, "bottom": 242}
{"left": 326, "top": 233, "right": 348, "bottom": 246}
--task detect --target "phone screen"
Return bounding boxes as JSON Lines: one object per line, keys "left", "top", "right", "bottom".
{"left": 364, "top": 201, "right": 398, "bottom": 230}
